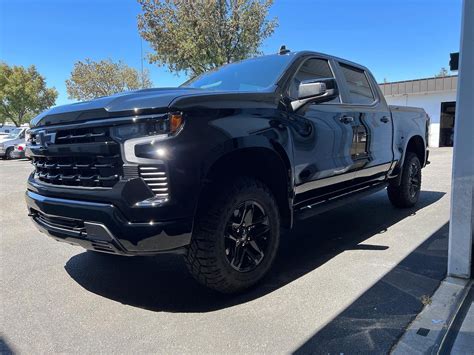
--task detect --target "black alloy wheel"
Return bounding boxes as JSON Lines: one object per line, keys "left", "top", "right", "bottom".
{"left": 387, "top": 152, "right": 422, "bottom": 208}
{"left": 185, "top": 177, "right": 280, "bottom": 293}
{"left": 224, "top": 201, "right": 271, "bottom": 273}
{"left": 408, "top": 161, "right": 421, "bottom": 198}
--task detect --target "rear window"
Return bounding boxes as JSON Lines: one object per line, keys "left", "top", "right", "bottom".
{"left": 339, "top": 63, "right": 375, "bottom": 104}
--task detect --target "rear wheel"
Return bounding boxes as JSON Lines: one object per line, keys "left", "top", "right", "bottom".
{"left": 185, "top": 177, "right": 280, "bottom": 294}
{"left": 387, "top": 152, "right": 422, "bottom": 208}
{"left": 5, "top": 147, "right": 14, "bottom": 160}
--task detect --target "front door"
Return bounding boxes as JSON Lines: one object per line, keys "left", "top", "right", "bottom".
{"left": 287, "top": 57, "right": 359, "bottom": 205}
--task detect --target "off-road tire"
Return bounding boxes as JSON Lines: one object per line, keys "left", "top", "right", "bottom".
{"left": 387, "top": 152, "right": 422, "bottom": 208}
{"left": 185, "top": 177, "right": 280, "bottom": 294}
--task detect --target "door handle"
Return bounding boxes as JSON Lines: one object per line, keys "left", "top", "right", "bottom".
{"left": 380, "top": 116, "right": 390, "bottom": 123}
{"left": 340, "top": 116, "right": 354, "bottom": 124}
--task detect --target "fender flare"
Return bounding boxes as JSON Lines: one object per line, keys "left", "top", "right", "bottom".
{"left": 392, "top": 134, "right": 426, "bottom": 186}
{"left": 195, "top": 134, "right": 295, "bottom": 228}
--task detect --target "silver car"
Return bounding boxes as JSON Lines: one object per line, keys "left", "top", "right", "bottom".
{"left": 0, "top": 127, "right": 27, "bottom": 159}
{"left": 11, "top": 143, "right": 27, "bottom": 159}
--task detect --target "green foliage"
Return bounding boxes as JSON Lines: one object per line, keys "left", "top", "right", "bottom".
{"left": 0, "top": 62, "right": 58, "bottom": 127}
{"left": 138, "top": 0, "right": 277, "bottom": 76}
{"left": 66, "top": 58, "right": 153, "bottom": 101}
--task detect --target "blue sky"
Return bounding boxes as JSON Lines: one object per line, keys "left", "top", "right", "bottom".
{"left": 0, "top": 0, "right": 462, "bottom": 106}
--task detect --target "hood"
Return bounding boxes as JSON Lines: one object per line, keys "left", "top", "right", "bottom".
{"left": 30, "top": 87, "right": 205, "bottom": 128}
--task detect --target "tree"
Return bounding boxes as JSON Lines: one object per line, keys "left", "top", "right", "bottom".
{"left": 435, "top": 67, "right": 449, "bottom": 77}
{"left": 0, "top": 63, "right": 58, "bottom": 127}
{"left": 65, "top": 58, "right": 153, "bottom": 101}
{"left": 138, "top": 0, "right": 277, "bottom": 76}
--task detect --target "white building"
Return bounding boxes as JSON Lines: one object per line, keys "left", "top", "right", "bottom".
{"left": 379, "top": 75, "right": 457, "bottom": 147}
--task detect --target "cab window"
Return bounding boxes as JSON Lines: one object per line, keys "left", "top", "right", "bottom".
{"left": 289, "top": 58, "right": 340, "bottom": 103}
{"left": 338, "top": 63, "right": 375, "bottom": 104}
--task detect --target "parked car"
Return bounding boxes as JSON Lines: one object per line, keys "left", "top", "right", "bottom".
{"left": 25, "top": 50, "right": 429, "bottom": 293}
{"left": 11, "top": 143, "right": 26, "bottom": 159}
{"left": 0, "top": 124, "right": 17, "bottom": 135}
{"left": 0, "top": 127, "right": 27, "bottom": 159}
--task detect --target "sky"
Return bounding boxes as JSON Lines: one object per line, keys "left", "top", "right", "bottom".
{"left": 0, "top": 0, "right": 463, "bottom": 106}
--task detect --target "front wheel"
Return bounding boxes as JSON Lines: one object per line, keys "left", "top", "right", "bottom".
{"left": 387, "top": 152, "right": 422, "bottom": 208}
{"left": 185, "top": 177, "right": 280, "bottom": 294}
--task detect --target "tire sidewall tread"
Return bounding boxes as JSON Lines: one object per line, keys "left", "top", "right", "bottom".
{"left": 387, "top": 152, "right": 422, "bottom": 208}
{"left": 185, "top": 176, "right": 280, "bottom": 294}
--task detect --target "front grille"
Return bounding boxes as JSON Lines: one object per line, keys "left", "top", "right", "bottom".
{"left": 30, "top": 124, "right": 124, "bottom": 188}
{"left": 139, "top": 165, "right": 168, "bottom": 197}
{"left": 42, "top": 126, "right": 109, "bottom": 145}
{"left": 32, "top": 154, "right": 122, "bottom": 188}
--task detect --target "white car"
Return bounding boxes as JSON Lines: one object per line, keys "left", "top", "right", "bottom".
{"left": 0, "top": 127, "right": 27, "bottom": 159}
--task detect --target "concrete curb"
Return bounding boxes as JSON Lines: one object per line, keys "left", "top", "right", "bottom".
{"left": 392, "top": 277, "right": 472, "bottom": 354}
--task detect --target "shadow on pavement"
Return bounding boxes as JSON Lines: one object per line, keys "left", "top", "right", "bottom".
{"left": 294, "top": 222, "right": 449, "bottom": 354}
{"left": 0, "top": 337, "right": 15, "bottom": 355}
{"left": 64, "top": 190, "right": 445, "bottom": 313}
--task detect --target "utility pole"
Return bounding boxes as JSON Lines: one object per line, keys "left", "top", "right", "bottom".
{"left": 140, "top": 37, "right": 144, "bottom": 88}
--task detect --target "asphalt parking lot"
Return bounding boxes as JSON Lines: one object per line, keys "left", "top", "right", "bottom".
{"left": 1, "top": 149, "right": 452, "bottom": 354}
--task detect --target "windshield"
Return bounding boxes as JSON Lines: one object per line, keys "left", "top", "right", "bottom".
{"left": 6, "top": 128, "right": 22, "bottom": 139}
{"left": 182, "top": 54, "right": 294, "bottom": 92}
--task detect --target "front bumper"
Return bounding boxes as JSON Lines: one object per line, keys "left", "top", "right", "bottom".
{"left": 26, "top": 190, "right": 192, "bottom": 255}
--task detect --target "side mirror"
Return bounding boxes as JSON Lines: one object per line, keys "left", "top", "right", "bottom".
{"left": 291, "top": 78, "right": 338, "bottom": 111}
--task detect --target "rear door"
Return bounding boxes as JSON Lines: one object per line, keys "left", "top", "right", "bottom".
{"left": 287, "top": 57, "right": 360, "bottom": 205}
{"left": 334, "top": 62, "right": 393, "bottom": 184}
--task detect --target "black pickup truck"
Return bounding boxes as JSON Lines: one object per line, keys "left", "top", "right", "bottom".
{"left": 26, "top": 50, "right": 429, "bottom": 293}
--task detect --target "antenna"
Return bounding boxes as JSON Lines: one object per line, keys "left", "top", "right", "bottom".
{"left": 279, "top": 45, "right": 290, "bottom": 55}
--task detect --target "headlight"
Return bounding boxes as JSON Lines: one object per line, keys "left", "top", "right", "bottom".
{"left": 119, "top": 112, "right": 184, "bottom": 164}
{"left": 111, "top": 112, "right": 183, "bottom": 142}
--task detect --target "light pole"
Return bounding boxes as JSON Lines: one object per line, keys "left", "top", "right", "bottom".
{"left": 447, "top": 0, "right": 474, "bottom": 279}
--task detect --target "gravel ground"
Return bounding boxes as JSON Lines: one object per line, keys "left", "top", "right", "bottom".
{"left": 0, "top": 148, "right": 452, "bottom": 354}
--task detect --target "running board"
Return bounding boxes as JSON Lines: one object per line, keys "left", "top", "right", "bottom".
{"left": 294, "top": 182, "right": 388, "bottom": 221}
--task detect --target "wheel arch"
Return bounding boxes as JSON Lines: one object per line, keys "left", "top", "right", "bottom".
{"left": 5, "top": 145, "right": 14, "bottom": 159}
{"left": 404, "top": 135, "right": 426, "bottom": 166}
{"left": 393, "top": 134, "right": 426, "bottom": 186}
{"left": 195, "top": 141, "right": 294, "bottom": 229}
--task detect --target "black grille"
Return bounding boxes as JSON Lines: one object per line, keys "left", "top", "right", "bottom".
{"left": 56, "top": 127, "right": 108, "bottom": 144}
{"left": 33, "top": 154, "right": 122, "bottom": 188}
{"left": 36, "top": 126, "right": 110, "bottom": 145}
{"left": 30, "top": 125, "right": 124, "bottom": 188}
